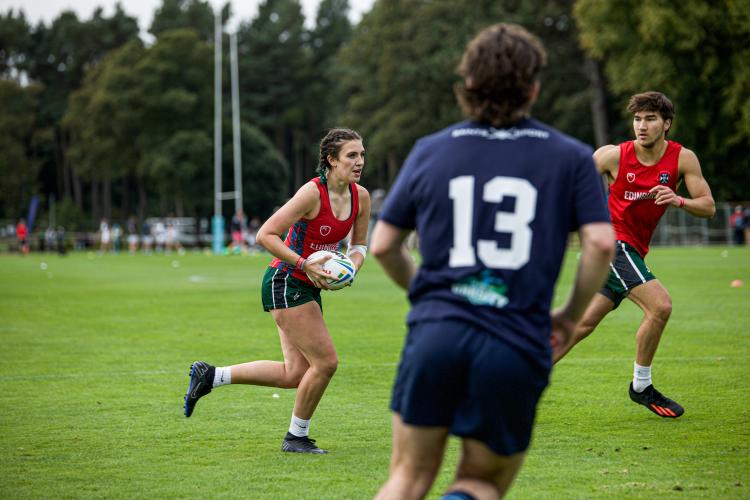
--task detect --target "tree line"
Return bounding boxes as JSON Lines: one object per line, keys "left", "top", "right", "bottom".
{"left": 1, "top": 0, "right": 748, "bottom": 230}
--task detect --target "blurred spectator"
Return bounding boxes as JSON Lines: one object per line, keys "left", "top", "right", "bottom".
{"left": 745, "top": 207, "right": 750, "bottom": 246}
{"left": 166, "top": 220, "right": 183, "bottom": 254}
{"left": 142, "top": 220, "right": 154, "bottom": 254}
{"left": 729, "top": 205, "right": 745, "bottom": 245}
{"left": 229, "top": 209, "right": 248, "bottom": 254}
{"left": 45, "top": 227, "right": 57, "bottom": 252}
{"left": 75, "top": 232, "right": 88, "bottom": 251}
{"left": 56, "top": 226, "right": 67, "bottom": 255}
{"left": 112, "top": 222, "right": 122, "bottom": 253}
{"left": 154, "top": 220, "right": 167, "bottom": 253}
{"left": 16, "top": 218, "right": 29, "bottom": 255}
{"left": 245, "top": 216, "right": 261, "bottom": 252}
{"left": 99, "top": 218, "right": 112, "bottom": 254}
{"left": 127, "top": 216, "right": 139, "bottom": 254}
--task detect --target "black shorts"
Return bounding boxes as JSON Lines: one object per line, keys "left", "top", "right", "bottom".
{"left": 390, "top": 319, "right": 549, "bottom": 456}
{"left": 261, "top": 266, "right": 322, "bottom": 312}
{"left": 600, "top": 241, "right": 656, "bottom": 309}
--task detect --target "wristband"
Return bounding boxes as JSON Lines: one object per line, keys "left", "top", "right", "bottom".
{"left": 295, "top": 256, "right": 307, "bottom": 270}
{"left": 678, "top": 196, "right": 685, "bottom": 208}
{"left": 348, "top": 244, "right": 368, "bottom": 259}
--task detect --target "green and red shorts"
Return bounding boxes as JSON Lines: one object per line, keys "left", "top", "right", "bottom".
{"left": 261, "top": 266, "right": 322, "bottom": 312}
{"left": 600, "top": 241, "right": 656, "bottom": 309}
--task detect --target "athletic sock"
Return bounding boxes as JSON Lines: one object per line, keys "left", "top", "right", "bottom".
{"left": 213, "top": 366, "right": 232, "bottom": 387}
{"left": 633, "top": 362, "right": 652, "bottom": 393}
{"left": 288, "top": 415, "right": 311, "bottom": 438}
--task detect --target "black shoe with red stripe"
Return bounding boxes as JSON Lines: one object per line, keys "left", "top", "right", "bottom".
{"left": 629, "top": 383, "right": 684, "bottom": 418}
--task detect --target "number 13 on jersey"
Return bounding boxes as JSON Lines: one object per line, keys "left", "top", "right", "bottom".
{"left": 448, "top": 175, "right": 538, "bottom": 270}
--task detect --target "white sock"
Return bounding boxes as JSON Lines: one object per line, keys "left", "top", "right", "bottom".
{"left": 213, "top": 366, "right": 232, "bottom": 387}
{"left": 633, "top": 363, "right": 652, "bottom": 392}
{"left": 289, "top": 415, "right": 311, "bottom": 437}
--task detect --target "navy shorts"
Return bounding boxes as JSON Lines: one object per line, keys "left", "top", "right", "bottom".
{"left": 390, "top": 319, "right": 549, "bottom": 456}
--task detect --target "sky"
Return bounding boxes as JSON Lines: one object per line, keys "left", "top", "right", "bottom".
{"left": 0, "top": 0, "right": 375, "bottom": 33}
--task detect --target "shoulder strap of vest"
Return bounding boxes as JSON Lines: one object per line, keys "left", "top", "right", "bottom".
{"left": 313, "top": 177, "right": 330, "bottom": 216}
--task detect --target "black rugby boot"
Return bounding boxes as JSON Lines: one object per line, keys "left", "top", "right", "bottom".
{"left": 629, "top": 383, "right": 684, "bottom": 418}
{"left": 184, "top": 361, "right": 215, "bottom": 417}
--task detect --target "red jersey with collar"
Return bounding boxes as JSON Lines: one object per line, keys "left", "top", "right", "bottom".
{"left": 608, "top": 140, "right": 681, "bottom": 257}
{"left": 270, "top": 177, "right": 360, "bottom": 285}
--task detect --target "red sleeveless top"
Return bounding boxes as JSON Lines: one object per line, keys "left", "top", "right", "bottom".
{"left": 608, "top": 140, "right": 681, "bottom": 257}
{"left": 270, "top": 177, "right": 360, "bottom": 285}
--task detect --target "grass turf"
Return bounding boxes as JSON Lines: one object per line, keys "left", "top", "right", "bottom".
{"left": 1, "top": 246, "right": 748, "bottom": 498}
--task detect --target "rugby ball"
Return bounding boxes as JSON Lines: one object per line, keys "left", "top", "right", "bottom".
{"left": 306, "top": 250, "right": 356, "bottom": 290}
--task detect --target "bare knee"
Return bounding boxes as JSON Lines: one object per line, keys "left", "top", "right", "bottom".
{"left": 302, "top": 352, "right": 339, "bottom": 380}
{"left": 456, "top": 458, "right": 506, "bottom": 488}
{"left": 454, "top": 446, "right": 526, "bottom": 499}
{"left": 279, "top": 368, "right": 306, "bottom": 389}
{"left": 648, "top": 298, "right": 672, "bottom": 323}
{"left": 384, "top": 459, "right": 441, "bottom": 499}
{"left": 314, "top": 355, "right": 338, "bottom": 379}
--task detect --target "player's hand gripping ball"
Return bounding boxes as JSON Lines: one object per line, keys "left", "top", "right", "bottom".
{"left": 306, "top": 250, "right": 356, "bottom": 290}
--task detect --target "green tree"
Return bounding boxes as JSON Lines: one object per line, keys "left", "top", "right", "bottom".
{"left": 131, "top": 29, "right": 214, "bottom": 216}
{"left": 238, "top": 0, "right": 310, "bottom": 194}
{"left": 337, "top": 0, "right": 603, "bottom": 187}
{"left": 292, "top": 0, "right": 355, "bottom": 189}
{"left": 574, "top": 0, "right": 750, "bottom": 200}
{"left": 0, "top": 9, "right": 32, "bottom": 80}
{"left": 308, "top": 0, "right": 353, "bottom": 127}
{"left": 26, "top": 6, "right": 139, "bottom": 215}
{"left": 0, "top": 80, "right": 40, "bottom": 219}
{"left": 65, "top": 29, "right": 289, "bottom": 221}
{"left": 236, "top": 124, "right": 290, "bottom": 219}
{"left": 150, "top": 0, "right": 228, "bottom": 41}
{"left": 337, "top": 0, "right": 466, "bottom": 185}
{"left": 64, "top": 40, "right": 146, "bottom": 220}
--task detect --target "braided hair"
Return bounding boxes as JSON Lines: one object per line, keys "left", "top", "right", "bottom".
{"left": 316, "top": 128, "right": 362, "bottom": 184}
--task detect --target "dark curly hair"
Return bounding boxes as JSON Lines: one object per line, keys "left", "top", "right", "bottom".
{"left": 455, "top": 23, "right": 547, "bottom": 128}
{"left": 316, "top": 128, "right": 362, "bottom": 184}
{"left": 627, "top": 91, "right": 675, "bottom": 135}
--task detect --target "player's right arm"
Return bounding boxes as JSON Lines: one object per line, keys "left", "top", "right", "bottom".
{"left": 550, "top": 221, "right": 614, "bottom": 359}
{"left": 370, "top": 221, "right": 417, "bottom": 290}
{"left": 592, "top": 144, "right": 620, "bottom": 182}
{"left": 256, "top": 182, "right": 331, "bottom": 288}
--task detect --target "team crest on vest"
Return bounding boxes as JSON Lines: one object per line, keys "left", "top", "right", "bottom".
{"left": 659, "top": 172, "right": 670, "bottom": 184}
{"left": 627, "top": 172, "right": 636, "bottom": 183}
{"left": 320, "top": 225, "right": 331, "bottom": 236}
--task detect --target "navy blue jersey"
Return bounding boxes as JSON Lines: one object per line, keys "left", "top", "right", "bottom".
{"left": 379, "top": 119, "right": 609, "bottom": 369}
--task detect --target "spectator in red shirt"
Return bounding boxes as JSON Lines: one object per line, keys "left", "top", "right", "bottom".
{"left": 16, "top": 218, "right": 29, "bottom": 255}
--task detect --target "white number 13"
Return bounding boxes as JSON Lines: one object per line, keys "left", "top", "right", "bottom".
{"left": 448, "top": 175, "right": 537, "bottom": 270}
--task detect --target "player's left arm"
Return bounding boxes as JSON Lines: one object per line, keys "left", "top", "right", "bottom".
{"left": 348, "top": 185, "right": 371, "bottom": 271}
{"left": 650, "top": 148, "right": 715, "bottom": 218}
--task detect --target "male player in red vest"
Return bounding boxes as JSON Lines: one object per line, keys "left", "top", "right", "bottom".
{"left": 555, "top": 91, "right": 715, "bottom": 418}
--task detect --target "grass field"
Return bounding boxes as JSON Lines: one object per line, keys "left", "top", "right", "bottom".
{"left": 1, "top": 246, "right": 748, "bottom": 498}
